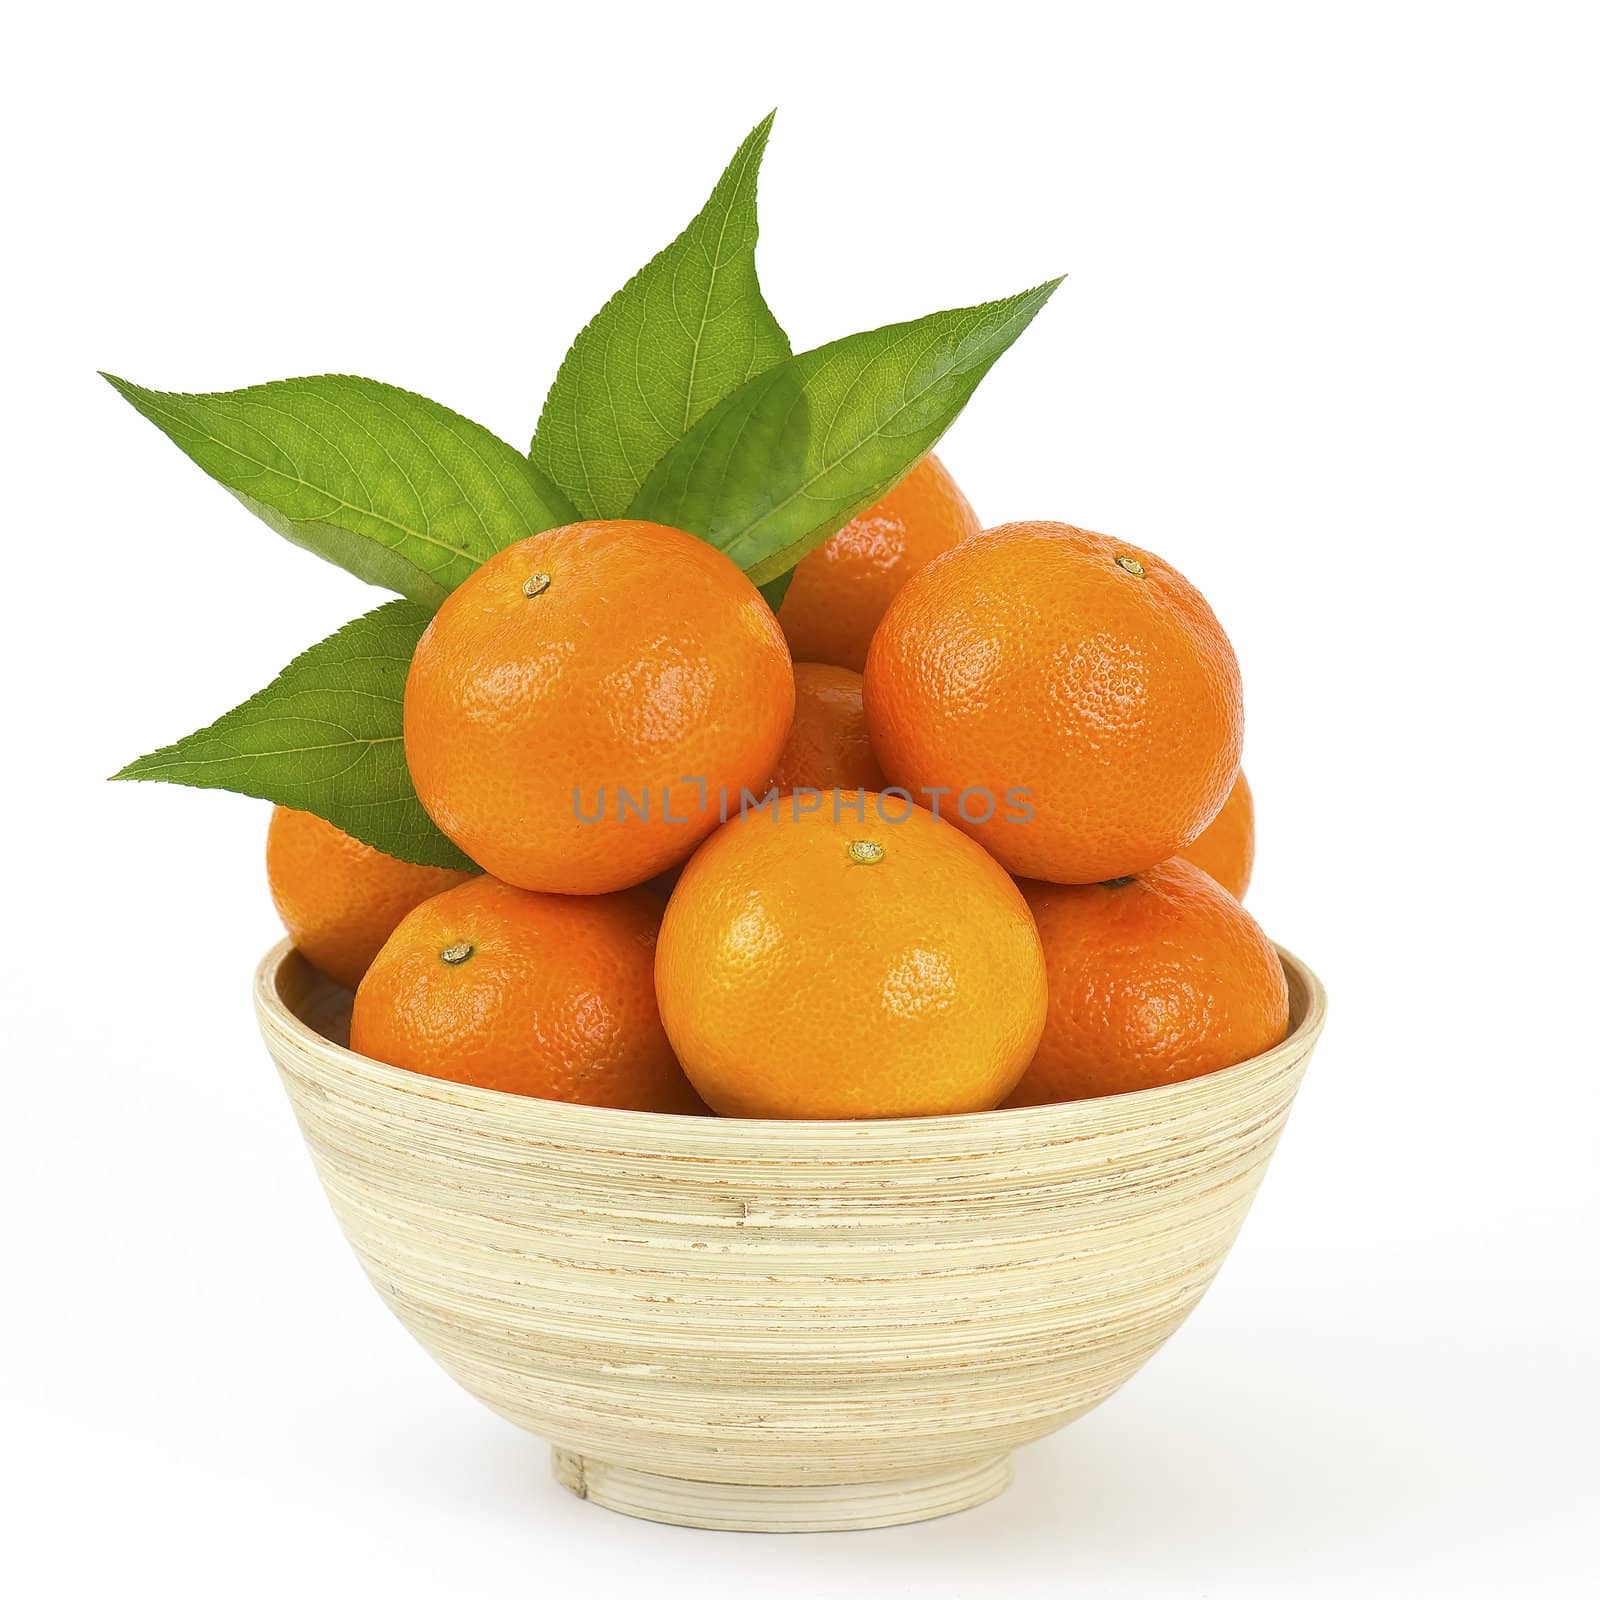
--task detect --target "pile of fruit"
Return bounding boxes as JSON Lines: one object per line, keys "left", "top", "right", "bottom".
{"left": 111, "top": 117, "right": 1289, "bottom": 1121}
{"left": 269, "top": 466, "right": 1284, "bottom": 1120}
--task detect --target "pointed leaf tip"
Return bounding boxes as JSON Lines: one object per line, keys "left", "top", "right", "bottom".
{"left": 529, "top": 117, "right": 791, "bottom": 517}
{"left": 630, "top": 282, "right": 1060, "bottom": 586}
{"left": 112, "top": 600, "right": 475, "bottom": 870}
{"left": 106, "top": 373, "right": 569, "bottom": 606}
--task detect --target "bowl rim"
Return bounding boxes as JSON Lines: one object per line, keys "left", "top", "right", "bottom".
{"left": 255, "top": 936, "right": 1326, "bottom": 1136}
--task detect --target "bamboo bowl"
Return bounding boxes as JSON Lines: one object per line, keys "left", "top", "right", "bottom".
{"left": 255, "top": 939, "right": 1325, "bottom": 1533}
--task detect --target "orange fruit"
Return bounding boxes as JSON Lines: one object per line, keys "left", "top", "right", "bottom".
{"left": 655, "top": 799, "right": 1046, "bottom": 1118}
{"left": 864, "top": 521, "right": 1243, "bottom": 884}
{"left": 266, "top": 806, "right": 472, "bottom": 991}
{"left": 770, "top": 662, "right": 886, "bottom": 793}
{"left": 1004, "top": 859, "right": 1289, "bottom": 1106}
{"left": 777, "top": 454, "right": 981, "bottom": 672}
{"left": 405, "top": 520, "right": 794, "bottom": 895}
{"left": 351, "top": 875, "right": 704, "bottom": 1111}
{"left": 1178, "top": 769, "right": 1255, "bottom": 899}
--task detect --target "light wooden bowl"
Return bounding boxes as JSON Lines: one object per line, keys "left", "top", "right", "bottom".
{"left": 255, "top": 939, "right": 1325, "bottom": 1533}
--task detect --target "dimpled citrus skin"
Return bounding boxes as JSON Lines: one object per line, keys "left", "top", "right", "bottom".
{"left": 1177, "top": 769, "right": 1255, "bottom": 899}
{"left": 864, "top": 522, "right": 1244, "bottom": 884}
{"left": 655, "top": 799, "right": 1047, "bottom": 1119}
{"left": 351, "top": 876, "right": 705, "bottom": 1111}
{"left": 266, "top": 806, "right": 472, "bottom": 991}
{"left": 770, "top": 663, "right": 887, "bottom": 793}
{"left": 1004, "top": 859, "right": 1289, "bottom": 1106}
{"left": 405, "top": 521, "right": 795, "bottom": 895}
{"left": 777, "top": 454, "right": 982, "bottom": 673}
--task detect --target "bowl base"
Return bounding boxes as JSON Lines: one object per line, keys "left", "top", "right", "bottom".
{"left": 551, "top": 1449, "right": 1013, "bottom": 1533}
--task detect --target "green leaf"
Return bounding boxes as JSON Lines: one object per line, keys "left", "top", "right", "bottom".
{"left": 529, "top": 112, "right": 791, "bottom": 518}
{"left": 104, "top": 373, "right": 574, "bottom": 608}
{"left": 112, "top": 601, "right": 475, "bottom": 871}
{"left": 627, "top": 282, "right": 1060, "bottom": 585}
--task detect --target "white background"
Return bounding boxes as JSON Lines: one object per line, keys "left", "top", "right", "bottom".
{"left": 5, "top": 2, "right": 1596, "bottom": 1595}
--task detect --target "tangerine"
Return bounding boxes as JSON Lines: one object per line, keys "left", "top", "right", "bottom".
{"left": 777, "top": 454, "right": 981, "bottom": 672}
{"left": 770, "top": 662, "right": 886, "bottom": 793}
{"left": 351, "top": 875, "right": 704, "bottom": 1111}
{"left": 266, "top": 806, "right": 471, "bottom": 991}
{"left": 404, "top": 521, "right": 794, "bottom": 894}
{"left": 1004, "top": 858, "right": 1289, "bottom": 1105}
{"left": 1178, "top": 768, "right": 1255, "bottom": 899}
{"left": 655, "top": 798, "right": 1046, "bottom": 1118}
{"left": 865, "top": 521, "right": 1242, "bottom": 883}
